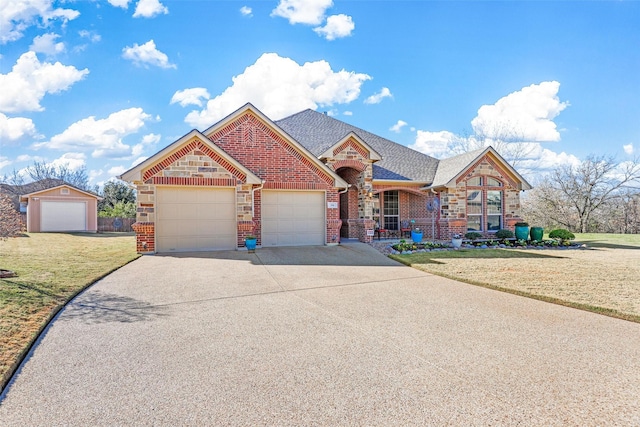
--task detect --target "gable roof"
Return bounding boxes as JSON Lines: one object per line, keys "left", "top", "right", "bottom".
{"left": 426, "top": 146, "right": 533, "bottom": 190}
{"left": 319, "top": 132, "right": 382, "bottom": 162}
{"left": 203, "top": 103, "right": 348, "bottom": 189}
{"left": 119, "top": 129, "right": 263, "bottom": 185}
{"left": 19, "top": 184, "right": 102, "bottom": 201}
{"left": 276, "top": 109, "right": 439, "bottom": 183}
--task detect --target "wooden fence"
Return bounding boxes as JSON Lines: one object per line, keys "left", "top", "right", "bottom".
{"left": 98, "top": 217, "right": 135, "bottom": 232}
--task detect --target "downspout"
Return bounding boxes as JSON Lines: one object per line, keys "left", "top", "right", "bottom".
{"left": 251, "top": 180, "right": 266, "bottom": 217}
{"left": 338, "top": 184, "right": 351, "bottom": 194}
{"left": 430, "top": 187, "right": 439, "bottom": 240}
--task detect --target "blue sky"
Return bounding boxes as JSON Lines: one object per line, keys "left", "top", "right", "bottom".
{"left": 1, "top": 0, "right": 639, "bottom": 186}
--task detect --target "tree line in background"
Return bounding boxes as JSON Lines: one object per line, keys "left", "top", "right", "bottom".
{"left": 521, "top": 155, "right": 640, "bottom": 234}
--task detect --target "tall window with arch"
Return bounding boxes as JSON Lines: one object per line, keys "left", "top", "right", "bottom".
{"left": 466, "top": 176, "right": 503, "bottom": 232}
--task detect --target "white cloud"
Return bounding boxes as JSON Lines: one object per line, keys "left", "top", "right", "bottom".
{"left": 240, "top": 6, "right": 252, "bottom": 17}
{"left": 410, "top": 130, "right": 459, "bottom": 158}
{"left": 623, "top": 143, "right": 634, "bottom": 155}
{"left": 107, "top": 165, "right": 127, "bottom": 176}
{"left": 515, "top": 143, "right": 581, "bottom": 172}
{"left": 0, "top": 0, "right": 80, "bottom": 44}
{"left": 185, "top": 53, "right": 371, "bottom": 128}
{"left": 141, "top": 133, "right": 161, "bottom": 145}
{"left": 133, "top": 0, "right": 168, "bottom": 18}
{"left": 0, "top": 51, "right": 89, "bottom": 113}
{"left": 0, "top": 113, "right": 39, "bottom": 141}
{"left": 30, "top": 33, "right": 65, "bottom": 55}
{"left": 271, "top": 0, "right": 333, "bottom": 25}
{"left": 36, "top": 108, "right": 152, "bottom": 158}
{"left": 0, "top": 156, "right": 12, "bottom": 170}
{"left": 471, "top": 81, "right": 569, "bottom": 142}
{"left": 122, "top": 40, "right": 176, "bottom": 69}
{"left": 78, "top": 30, "right": 101, "bottom": 43}
{"left": 170, "top": 88, "right": 211, "bottom": 107}
{"left": 343, "top": 111, "right": 352, "bottom": 116}
{"left": 313, "top": 14, "right": 354, "bottom": 40}
{"left": 130, "top": 156, "right": 148, "bottom": 167}
{"left": 107, "top": 0, "right": 130, "bottom": 8}
{"left": 49, "top": 152, "right": 86, "bottom": 171}
{"left": 130, "top": 133, "right": 161, "bottom": 157}
{"left": 364, "top": 87, "right": 392, "bottom": 105}
{"left": 390, "top": 120, "right": 407, "bottom": 133}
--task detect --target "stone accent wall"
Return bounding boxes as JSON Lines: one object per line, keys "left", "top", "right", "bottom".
{"left": 326, "top": 137, "right": 375, "bottom": 221}
{"left": 136, "top": 184, "right": 156, "bottom": 224}
{"left": 437, "top": 154, "right": 524, "bottom": 239}
{"left": 153, "top": 148, "right": 234, "bottom": 180}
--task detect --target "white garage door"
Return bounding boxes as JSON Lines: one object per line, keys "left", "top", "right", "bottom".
{"left": 262, "top": 191, "right": 325, "bottom": 247}
{"left": 156, "top": 187, "right": 236, "bottom": 252}
{"left": 41, "top": 201, "right": 86, "bottom": 232}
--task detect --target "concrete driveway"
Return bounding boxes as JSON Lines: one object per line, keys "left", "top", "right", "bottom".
{"left": 1, "top": 243, "right": 639, "bottom": 425}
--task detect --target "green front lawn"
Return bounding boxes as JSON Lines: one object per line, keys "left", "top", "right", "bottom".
{"left": 0, "top": 233, "right": 139, "bottom": 391}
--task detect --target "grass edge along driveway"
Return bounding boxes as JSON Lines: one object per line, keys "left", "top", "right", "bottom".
{"left": 0, "top": 233, "right": 139, "bottom": 393}
{"left": 390, "top": 233, "right": 640, "bottom": 324}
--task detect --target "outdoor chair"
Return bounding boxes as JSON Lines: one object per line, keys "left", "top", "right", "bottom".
{"left": 400, "top": 220, "right": 412, "bottom": 238}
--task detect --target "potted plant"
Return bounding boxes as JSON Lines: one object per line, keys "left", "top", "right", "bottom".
{"left": 529, "top": 226, "right": 544, "bottom": 242}
{"left": 245, "top": 235, "right": 257, "bottom": 252}
{"left": 514, "top": 222, "right": 530, "bottom": 241}
{"left": 451, "top": 233, "right": 463, "bottom": 249}
{"left": 411, "top": 227, "right": 423, "bottom": 242}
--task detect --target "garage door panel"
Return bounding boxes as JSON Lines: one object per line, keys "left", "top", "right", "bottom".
{"left": 262, "top": 191, "right": 325, "bottom": 247}
{"left": 156, "top": 187, "right": 236, "bottom": 252}
{"left": 41, "top": 201, "right": 86, "bottom": 232}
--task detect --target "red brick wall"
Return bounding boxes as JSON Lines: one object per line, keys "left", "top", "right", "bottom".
{"left": 132, "top": 222, "right": 155, "bottom": 253}
{"left": 209, "top": 112, "right": 339, "bottom": 245}
{"left": 210, "top": 113, "right": 333, "bottom": 187}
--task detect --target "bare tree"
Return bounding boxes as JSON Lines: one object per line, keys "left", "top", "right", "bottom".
{"left": 523, "top": 155, "right": 640, "bottom": 233}
{"left": 1, "top": 161, "right": 95, "bottom": 193}
{"left": 449, "top": 122, "right": 538, "bottom": 169}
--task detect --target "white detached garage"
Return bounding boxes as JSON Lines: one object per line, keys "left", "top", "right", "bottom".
{"left": 20, "top": 185, "right": 101, "bottom": 233}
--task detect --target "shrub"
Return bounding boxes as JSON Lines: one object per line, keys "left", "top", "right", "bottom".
{"left": 548, "top": 229, "right": 575, "bottom": 241}
{"left": 0, "top": 194, "right": 24, "bottom": 239}
{"left": 495, "top": 229, "right": 514, "bottom": 239}
{"left": 465, "top": 232, "right": 482, "bottom": 240}
{"left": 514, "top": 222, "right": 529, "bottom": 227}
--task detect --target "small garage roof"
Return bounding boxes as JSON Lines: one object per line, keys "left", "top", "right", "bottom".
{"left": 20, "top": 184, "right": 102, "bottom": 202}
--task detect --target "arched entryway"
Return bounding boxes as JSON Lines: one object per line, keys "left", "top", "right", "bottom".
{"left": 336, "top": 167, "right": 361, "bottom": 238}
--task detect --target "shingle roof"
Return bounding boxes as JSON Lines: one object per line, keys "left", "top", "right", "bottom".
{"left": 275, "top": 109, "right": 439, "bottom": 183}
{"left": 429, "top": 148, "right": 487, "bottom": 188}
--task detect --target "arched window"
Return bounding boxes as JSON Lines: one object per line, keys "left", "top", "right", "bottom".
{"left": 466, "top": 176, "right": 503, "bottom": 232}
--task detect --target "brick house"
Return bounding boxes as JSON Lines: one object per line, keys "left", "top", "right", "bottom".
{"left": 120, "top": 103, "right": 531, "bottom": 254}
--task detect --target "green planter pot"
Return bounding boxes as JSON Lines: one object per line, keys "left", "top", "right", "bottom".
{"left": 411, "top": 230, "right": 423, "bottom": 242}
{"left": 530, "top": 227, "right": 543, "bottom": 242}
{"left": 515, "top": 225, "right": 530, "bottom": 240}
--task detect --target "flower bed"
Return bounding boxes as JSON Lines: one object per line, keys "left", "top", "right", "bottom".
{"left": 389, "top": 238, "right": 584, "bottom": 255}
